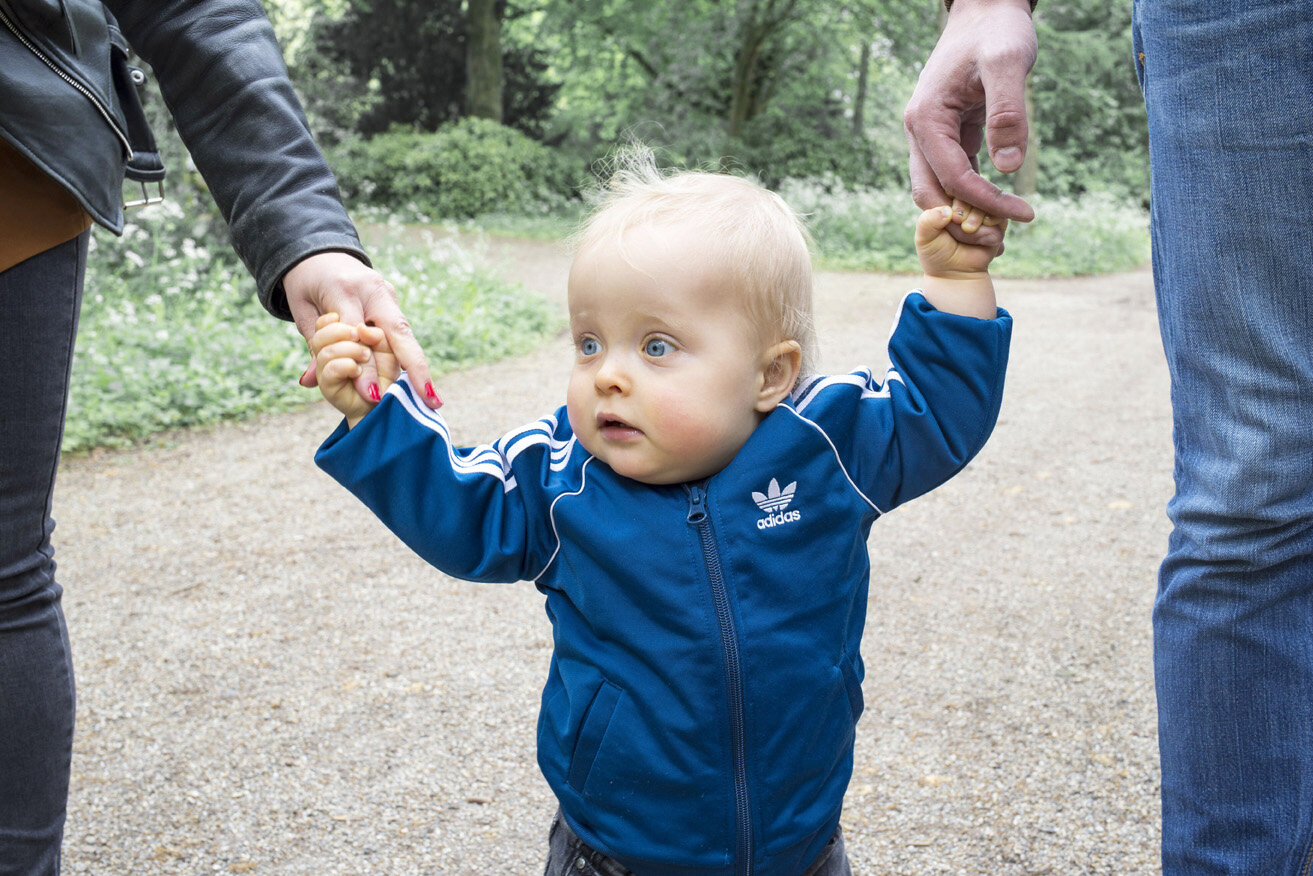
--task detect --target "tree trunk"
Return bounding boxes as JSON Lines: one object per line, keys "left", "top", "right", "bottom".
{"left": 727, "top": 0, "right": 800, "bottom": 137}
{"left": 466, "top": 0, "right": 504, "bottom": 122}
{"left": 852, "top": 38, "right": 871, "bottom": 137}
{"left": 728, "top": 23, "right": 767, "bottom": 137}
{"left": 1014, "top": 71, "right": 1038, "bottom": 196}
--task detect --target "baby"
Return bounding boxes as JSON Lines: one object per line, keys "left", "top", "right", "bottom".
{"left": 311, "top": 162, "right": 1011, "bottom": 875}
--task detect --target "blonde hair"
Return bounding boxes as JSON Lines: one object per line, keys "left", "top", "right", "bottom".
{"left": 573, "top": 149, "right": 818, "bottom": 379}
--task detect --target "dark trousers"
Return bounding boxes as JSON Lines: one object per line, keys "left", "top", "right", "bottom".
{"left": 544, "top": 810, "right": 853, "bottom": 876}
{"left": 0, "top": 233, "right": 88, "bottom": 876}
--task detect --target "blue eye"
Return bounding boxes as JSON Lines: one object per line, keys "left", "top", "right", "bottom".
{"left": 579, "top": 337, "right": 600, "bottom": 356}
{"left": 644, "top": 338, "right": 671, "bottom": 357}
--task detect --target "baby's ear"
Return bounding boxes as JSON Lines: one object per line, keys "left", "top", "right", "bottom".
{"left": 756, "top": 340, "right": 802, "bottom": 412}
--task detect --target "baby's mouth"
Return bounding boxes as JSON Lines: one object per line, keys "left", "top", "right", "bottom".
{"left": 597, "top": 413, "right": 642, "bottom": 440}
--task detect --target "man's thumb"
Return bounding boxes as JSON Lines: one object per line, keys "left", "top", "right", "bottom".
{"left": 980, "top": 64, "right": 1032, "bottom": 175}
{"left": 985, "top": 103, "right": 1029, "bottom": 174}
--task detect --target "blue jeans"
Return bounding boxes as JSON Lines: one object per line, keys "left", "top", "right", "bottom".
{"left": 0, "top": 233, "right": 87, "bottom": 876}
{"left": 543, "top": 811, "right": 852, "bottom": 876}
{"left": 1133, "top": 1, "right": 1313, "bottom": 872}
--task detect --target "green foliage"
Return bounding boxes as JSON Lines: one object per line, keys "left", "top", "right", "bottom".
{"left": 537, "top": 0, "right": 919, "bottom": 190}
{"left": 784, "top": 181, "right": 924, "bottom": 273}
{"left": 784, "top": 180, "right": 1150, "bottom": 278}
{"left": 329, "top": 119, "right": 582, "bottom": 219}
{"left": 729, "top": 94, "right": 892, "bottom": 190}
{"left": 65, "top": 207, "right": 560, "bottom": 454}
{"left": 1029, "top": 0, "right": 1148, "bottom": 202}
{"left": 993, "top": 191, "right": 1151, "bottom": 277}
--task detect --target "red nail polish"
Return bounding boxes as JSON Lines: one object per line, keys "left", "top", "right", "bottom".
{"left": 369, "top": 383, "right": 381, "bottom": 402}
{"left": 425, "top": 381, "right": 443, "bottom": 407}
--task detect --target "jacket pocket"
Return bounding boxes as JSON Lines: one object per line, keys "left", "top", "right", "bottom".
{"left": 567, "top": 680, "right": 622, "bottom": 792}
{"left": 839, "top": 651, "right": 864, "bottom": 721}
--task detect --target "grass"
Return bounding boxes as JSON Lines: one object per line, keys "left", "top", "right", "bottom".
{"left": 66, "top": 205, "right": 561, "bottom": 454}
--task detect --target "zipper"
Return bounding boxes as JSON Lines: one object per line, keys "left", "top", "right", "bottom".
{"left": 0, "top": 6, "right": 133, "bottom": 157}
{"left": 686, "top": 482, "right": 753, "bottom": 876}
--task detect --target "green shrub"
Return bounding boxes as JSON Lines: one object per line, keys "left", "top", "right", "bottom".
{"left": 784, "top": 181, "right": 923, "bottom": 274}
{"left": 331, "top": 118, "right": 582, "bottom": 219}
{"left": 727, "top": 102, "right": 903, "bottom": 191}
{"left": 994, "top": 191, "right": 1151, "bottom": 277}
{"left": 783, "top": 180, "right": 1150, "bottom": 278}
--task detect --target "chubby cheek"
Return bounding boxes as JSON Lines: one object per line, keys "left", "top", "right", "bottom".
{"left": 564, "top": 376, "right": 596, "bottom": 449}
{"left": 646, "top": 385, "right": 737, "bottom": 457}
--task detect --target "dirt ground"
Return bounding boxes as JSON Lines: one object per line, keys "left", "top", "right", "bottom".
{"left": 54, "top": 236, "right": 1170, "bottom": 874}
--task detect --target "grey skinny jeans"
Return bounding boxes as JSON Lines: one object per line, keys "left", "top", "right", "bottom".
{"left": 0, "top": 232, "right": 87, "bottom": 876}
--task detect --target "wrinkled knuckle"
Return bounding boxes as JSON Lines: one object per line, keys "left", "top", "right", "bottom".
{"left": 986, "top": 105, "right": 1028, "bottom": 132}
{"left": 903, "top": 103, "right": 919, "bottom": 132}
{"left": 903, "top": 99, "right": 935, "bottom": 135}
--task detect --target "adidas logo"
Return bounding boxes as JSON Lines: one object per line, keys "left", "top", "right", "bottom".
{"left": 753, "top": 478, "right": 801, "bottom": 530}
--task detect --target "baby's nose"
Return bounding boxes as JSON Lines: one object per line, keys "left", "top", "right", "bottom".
{"left": 594, "top": 356, "right": 630, "bottom": 393}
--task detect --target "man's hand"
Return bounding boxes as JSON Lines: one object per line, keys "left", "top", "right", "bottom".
{"left": 283, "top": 252, "right": 442, "bottom": 408}
{"left": 904, "top": 0, "right": 1038, "bottom": 248}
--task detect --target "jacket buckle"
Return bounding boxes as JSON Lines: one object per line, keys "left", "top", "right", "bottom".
{"left": 123, "top": 179, "right": 164, "bottom": 210}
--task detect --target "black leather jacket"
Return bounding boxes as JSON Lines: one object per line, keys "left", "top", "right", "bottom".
{"left": 0, "top": 0, "right": 367, "bottom": 318}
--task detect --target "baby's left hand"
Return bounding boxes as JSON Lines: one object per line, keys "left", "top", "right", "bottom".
{"left": 916, "top": 199, "right": 1007, "bottom": 278}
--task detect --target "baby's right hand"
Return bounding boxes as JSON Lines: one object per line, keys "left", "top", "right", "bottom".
{"left": 311, "top": 313, "right": 396, "bottom": 427}
{"left": 915, "top": 199, "right": 1005, "bottom": 279}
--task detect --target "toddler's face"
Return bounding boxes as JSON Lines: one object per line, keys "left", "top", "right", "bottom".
{"left": 565, "top": 225, "right": 774, "bottom": 485}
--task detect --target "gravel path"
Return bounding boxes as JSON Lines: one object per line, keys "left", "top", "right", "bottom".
{"left": 55, "top": 237, "right": 1170, "bottom": 874}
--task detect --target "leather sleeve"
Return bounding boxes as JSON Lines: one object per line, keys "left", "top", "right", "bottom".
{"left": 103, "top": 0, "right": 369, "bottom": 320}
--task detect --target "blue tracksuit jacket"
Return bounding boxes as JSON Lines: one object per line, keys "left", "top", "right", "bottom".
{"left": 316, "top": 292, "right": 1012, "bottom": 875}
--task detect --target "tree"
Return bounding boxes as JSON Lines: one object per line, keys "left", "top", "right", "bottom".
{"left": 539, "top": 0, "right": 924, "bottom": 184}
{"left": 466, "top": 0, "right": 505, "bottom": 122}
{"left": 544, "top": 0, "right": 811, "bottom": 137}
{"left": 1014, "top": 73, "right": 1038, "bottom": 196}
{"left": 726, "top": 0, "right": 801, "bottom": 137}
{"left": 299, "top": 0, "right": 558, "bottom": 139}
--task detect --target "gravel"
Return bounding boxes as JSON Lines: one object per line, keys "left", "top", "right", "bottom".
{"left": 55, "top": 237, "right": 1169, "bottom": 874}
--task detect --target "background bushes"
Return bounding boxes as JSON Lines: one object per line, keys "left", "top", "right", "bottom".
{"left": 329, "top": 119, "right": 583, "bottom": 220}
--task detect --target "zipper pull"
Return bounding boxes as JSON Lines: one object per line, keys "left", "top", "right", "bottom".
{"left": 687, "top": 483, "right": 708, "bottom": 524}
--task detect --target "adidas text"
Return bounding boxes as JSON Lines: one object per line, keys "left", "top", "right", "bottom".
{"left": 757, "top": 509, "right": 802, "bottom": 530}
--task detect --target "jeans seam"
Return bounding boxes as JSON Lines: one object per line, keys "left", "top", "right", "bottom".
{"left": 33, "top": 234, "right": 87, "bottom": 557}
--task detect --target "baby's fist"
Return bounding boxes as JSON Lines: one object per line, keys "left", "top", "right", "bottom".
{"left": 916, "top": 200, "right": 1005, "bottom": 279}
